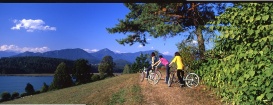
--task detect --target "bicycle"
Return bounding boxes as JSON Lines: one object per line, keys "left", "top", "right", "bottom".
{"left": 139, "top": 66, "right": 162, "bottom": 85}
{"left": 168, "top": 66, "right": 199, "bottom": 88}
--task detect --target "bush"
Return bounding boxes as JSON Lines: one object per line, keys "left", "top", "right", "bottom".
{"left": 91, "top": 74, "right": 100, "bottom": 81}
{"left": 11, "top": 92, "right": 20, "bottom": 99}
{"left": 41, "top": 82, "right": 49, "bottom": 93}
{"left": 1, "top": 92, "right": 11, "bottom": 101}
{"left": 20, "top": 92, "right": 28, "bottom": 97}
{"left": 25, "top": 83, "right": 35, "bottom": 95}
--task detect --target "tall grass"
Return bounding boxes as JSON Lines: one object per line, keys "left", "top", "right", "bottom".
{"left": 1, "top": 74, "right": 142, "bottom": 105}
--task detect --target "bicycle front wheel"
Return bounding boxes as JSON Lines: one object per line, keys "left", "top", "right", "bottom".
{"left": 185, "top": 73, "right": 199, "bottom": 88}
{"left": 148, "top": 73, "right": 160, "bottom": 85}
{"left": 168, "top": 73, "right": 175, "bottom": 87}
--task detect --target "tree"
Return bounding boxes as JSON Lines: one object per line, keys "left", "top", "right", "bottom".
{"left": 107, "top": 3, "right": 227, "bottom": 59}
{"left": 98, "top": 56, "right": 115, "bottom": 78}
{"left": 11, "top": 92, "right": 19, "bottom": 99}
{"left": 123, "top": 64, "right": 131, "bottom": 74}
{"left": 41, "top": 82, "right": 49, "bottom": 92}
{"left": 1, "top": 92, "right": 11, "bottom": 101}
{"left": 50, "top": 62, "right": 73, "bottom": 90}
{"left": 73, "top": 59, "right": 91, "bottom": 84}
{"left": 176, "top": 40, "right": 199, "bottom": 67}
{"left": 25, "top": 83, "right": 35, "bottom": 95}
{"left": 131, "top": 53, "right": 150, "bottom": 73}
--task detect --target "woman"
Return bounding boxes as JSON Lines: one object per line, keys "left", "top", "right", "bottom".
{"left": 154, "top": 55, "right": 170, "bottom": 84}
{"left": 169, "top": 52, "right": 185, "bottom": 87}
{"left": 146, "top": 52, "right": 156, "bottom": 78}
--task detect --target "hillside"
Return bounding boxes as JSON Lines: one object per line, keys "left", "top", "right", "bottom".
{"left": 1, "top": 73, "right": 222, "bottom": 105}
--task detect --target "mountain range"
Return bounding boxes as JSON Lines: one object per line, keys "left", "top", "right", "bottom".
{"left": 0, "top": 48, "right": 174, "bottom": 64}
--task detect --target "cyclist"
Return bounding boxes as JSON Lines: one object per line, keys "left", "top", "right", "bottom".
{"left": 146, "top": 52, "right": 156, "bottom": 79}
{"left": 169, "top": 52, "right": 185, "bottom": 87}
{"left": 154, "top": 55, "right": 170, "bottom": 84}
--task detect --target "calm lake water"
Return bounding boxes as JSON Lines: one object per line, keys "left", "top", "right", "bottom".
{"left": 0, "top": 76, "right": 53, "bottom": 94}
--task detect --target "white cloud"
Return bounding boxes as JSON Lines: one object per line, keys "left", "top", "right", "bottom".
{"left": 162, "top": 51, "right": 170, "bottom": 55}
{"left": 0, "top": 45, "right": 49, "bottom": 53}
{"left": 11, "top": 19, "right": 56, "bottom": 32}
{"left": 192, "top": 40, "right": 198, "bottom": 44}
{"left": 138, "top": 44, "right": 143, "bottom": 48}
{"left": 147, "top": 38, "right": 152, "bottom": 41}
{"left": 83, "top": 49, "right": 98, "bottom": 53}
{"left": 151, "top": 46, "right": 154, "bottom": 49}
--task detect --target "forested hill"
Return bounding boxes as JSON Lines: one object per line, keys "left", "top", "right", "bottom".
{"left": 0, "top": 56, "right": 75, "bottom": 74}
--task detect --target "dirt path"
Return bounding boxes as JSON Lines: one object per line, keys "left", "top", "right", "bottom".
{"left": 139, "top": 77, "right": 223, "bottom": 105}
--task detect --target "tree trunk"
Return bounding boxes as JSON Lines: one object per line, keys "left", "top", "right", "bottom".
{"left": 196, "top": 25, "right": 205, "bottom": 59}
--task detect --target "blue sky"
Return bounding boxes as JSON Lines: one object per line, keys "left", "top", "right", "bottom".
{"left": 0, "top": 3, "right": 214, "bottom": 55}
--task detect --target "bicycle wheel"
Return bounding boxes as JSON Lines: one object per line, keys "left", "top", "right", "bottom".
{"left": 156, "top": 70, "right": 162, "bottom": 80}
{"left": 185, "top": 73, "right": 199, "bottom": 88}
{"left": 148, "top": 72, "right": 160, "bottom": 85}
{"left": 168, "top": 73, "right": 175, "bottom": 87}
{"left": 139, "top": 71, "right": 145, "bottom": 82}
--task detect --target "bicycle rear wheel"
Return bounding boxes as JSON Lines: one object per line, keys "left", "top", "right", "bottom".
{"left": 168, "top": 73, "right": 175, "bottom": 87}
{"left": 156, "top": 70, "right": 162, "bottom": 80}
{"left": 139, "top": 71, "right": 145, "bottom": 82}
{"left": 148, "top": 72, "right": 160, "bottom": 85}
{"left": 185, "top": 73, "right": 199, "bottom": 88}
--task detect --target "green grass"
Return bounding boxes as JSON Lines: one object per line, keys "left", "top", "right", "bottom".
{"left": 1, "top": 74, "right": 142, "bottom": 105}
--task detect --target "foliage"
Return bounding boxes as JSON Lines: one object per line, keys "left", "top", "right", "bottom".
{"left": 176, "top": 40, "right": 199, "bottom": 68}
{"left": 1, "top": 92, "right": 11, "bottom": 101}
{"left": 73, "top": 59, "right": 92, "bottom": 84}
{"left": 11, "top": 92, "right": 19, "bottom": 99}
{"left": 91, "top": 74, "right": 100, "bottom": 82}
{"left": 50, "top": 62, "right": 73, "bottom": 90}
{"left": 98, "top": 56, "right": 115, "bottom": 78}
{"left": 107, "top": 3, "right": 227, "bottom": 59}
{"left": 130, "top": 53, "right": 150, "bottom": 73}
{"left": 0, "top": 56, "right": 74, "bottom": 74}
{"left": 25, "top": 83, "right": 35, "bottom": 95}
{"left": 123, "top": 64, "right": 131, "bottom": 74}
{"left": 199, "top": 3, "right": 273, "bottom": 104}
{"left": 41, "top": 82, "right": 49, "bottom": 93}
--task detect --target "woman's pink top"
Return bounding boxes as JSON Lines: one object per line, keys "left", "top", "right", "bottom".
{"left": 160, "top": 58, "right": 169, "bottom": 66}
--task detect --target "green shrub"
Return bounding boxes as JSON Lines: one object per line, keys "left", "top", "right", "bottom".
{"left": 41, "top": 82, "right": 49, "bottom": 92}
{"left": 20, "top": 92, "right": 28, "bottom": 97}
{"left": 1, "top": 92, "right": 11, "bottom": 101}
{"left": 91, "top": 74, "right": 100, "bottom": 81}
{"left": 11, "top": 92, "right": 19, "bottom": 99}
{"left": 25, "top": 83, "right": 35, "bottom": 95}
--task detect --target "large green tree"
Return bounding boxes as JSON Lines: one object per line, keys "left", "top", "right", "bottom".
{"left": 107, "top": 3, "right": 227, "bottom": 59}
{"left": 73, "top": 59, "right": 91, "bottom": 84}
{"left": 199, "top": 3, "right": 273, "bottom": 104}
{"left": 50, "top": 62, "right": 73, "bottom": 90}
{"left": 98, "top": 56, "right": 115, "bottom": 78}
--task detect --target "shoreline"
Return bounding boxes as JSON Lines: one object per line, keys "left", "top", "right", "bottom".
{"left": 0, "top": 73, "right": 121, "bottom": 76}
{"left": 0, "top": 74, "right": 55, "bottom": 76}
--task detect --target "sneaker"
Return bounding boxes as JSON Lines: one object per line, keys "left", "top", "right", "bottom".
{"left": 180, "top": 84, "right": 185, "bottom": 87}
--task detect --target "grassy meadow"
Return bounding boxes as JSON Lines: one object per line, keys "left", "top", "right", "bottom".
{"left": 1, "top": 74, "right": 142, "bottom": 105}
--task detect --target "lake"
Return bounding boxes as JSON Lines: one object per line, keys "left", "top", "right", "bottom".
{"left": 0, "top": 75, "right": 53, "bottom": 94}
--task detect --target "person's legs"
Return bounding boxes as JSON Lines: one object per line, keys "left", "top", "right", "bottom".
{"left": 177, "top": 70, "right": 184, "bottom": 85}
{"left": 146, "top": 66, "right": 152, "bottom": 78}
{"left": 165, "top": 64, "right": 170, "bottom": 84}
